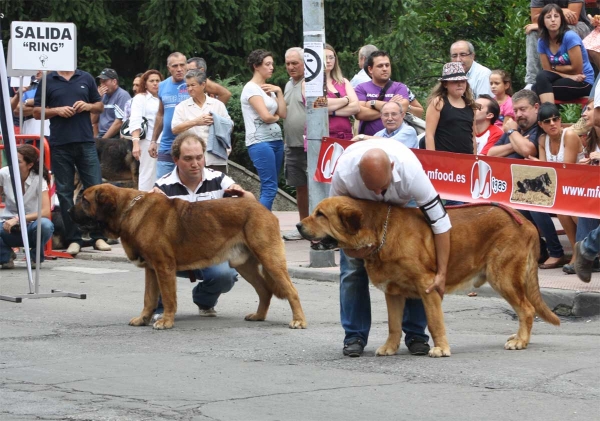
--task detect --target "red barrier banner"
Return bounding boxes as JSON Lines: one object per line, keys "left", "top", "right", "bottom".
{"left": 314, "top": 137, "right": 600, "bottom": 218}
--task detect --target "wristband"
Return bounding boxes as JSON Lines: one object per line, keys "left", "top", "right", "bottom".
{"left": 150, "top": 140, "right": 157, "bottom": 144}
{"left": 131, "top": 137, "right": 140, "bottom": 141}
{"left": 345, "top": 96, "right": 350, "bottom": 106}
{"left": 332, "top": 110, "right": 336, "bottom": 117}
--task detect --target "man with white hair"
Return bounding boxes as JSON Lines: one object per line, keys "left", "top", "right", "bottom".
{"left": 351, "top": 101, "right": 418, "bottom": 148}
{"left": 282, "top": 47, "right": 308, "bottom": 240}
{"left": 350, "top": 44, "right": 378, "bottom": 88}
{"left": 450, "top": 40, "right": 492, "bottom": 98}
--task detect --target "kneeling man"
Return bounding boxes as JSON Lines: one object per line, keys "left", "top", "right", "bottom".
{"left": 152, "top": 131, "right": 254, "bottom": 320}
{"left": 332, "top": 139, "right": 451, "bottom": 357}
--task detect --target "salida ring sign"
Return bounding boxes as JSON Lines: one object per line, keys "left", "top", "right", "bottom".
{"left": 10, "top": 21, "right": 77, "bottom": 71}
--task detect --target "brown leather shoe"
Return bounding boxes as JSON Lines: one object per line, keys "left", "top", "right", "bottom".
{"left": 539, "top": 255, "right": 569, "bottom": 269}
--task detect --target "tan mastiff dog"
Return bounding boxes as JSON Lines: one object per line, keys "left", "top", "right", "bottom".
{"left": 297, "top": 196, "right": 559, "bottom": 357}
{"left": 70, "top": 183, "right": 307, "bottom": 330}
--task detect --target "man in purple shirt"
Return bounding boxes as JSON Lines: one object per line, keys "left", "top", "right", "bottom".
{"left": 355, "top": 51, "right": 424, "bottom": 135}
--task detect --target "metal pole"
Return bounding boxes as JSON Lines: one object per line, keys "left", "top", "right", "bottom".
{"left": 34, "top": 70, "right": 47, "bottom": 292}
{"left": 303, "top": 0, "right": 335, "bottom": 268}
{"left": 18, "top": 76, "right": 23, "bottom": 129}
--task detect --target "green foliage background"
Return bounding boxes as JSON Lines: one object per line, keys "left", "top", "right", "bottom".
{"left": 3, "top": 0, "right": 587, "bottom": 192}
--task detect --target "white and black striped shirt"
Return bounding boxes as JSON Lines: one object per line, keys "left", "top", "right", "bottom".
{"left": 155, "top": 167, "right": 235, "bottom": 202}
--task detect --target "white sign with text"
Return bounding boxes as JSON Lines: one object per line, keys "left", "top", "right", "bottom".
{"left": 10, "top": 21, "right": 77, "bottom": 71}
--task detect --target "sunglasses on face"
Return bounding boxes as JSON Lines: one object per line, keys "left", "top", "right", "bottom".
{"left": 541, "top": 116, "right": 561, "bottom": 124}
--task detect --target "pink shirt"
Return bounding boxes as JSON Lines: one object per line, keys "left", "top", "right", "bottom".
{"left": 327, "top": 80, "right": 353, "bottom": 140}
{"left": 494, "top": 96, "right": 514, "bottom": 128}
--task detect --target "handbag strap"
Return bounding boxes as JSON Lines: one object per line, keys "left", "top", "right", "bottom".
{"left": 377, "top": 79, "right": 394, "bottom": 101}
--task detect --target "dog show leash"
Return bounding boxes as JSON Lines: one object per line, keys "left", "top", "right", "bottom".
{"left": 445, "top": 202, "right": 524, "bottom": 225}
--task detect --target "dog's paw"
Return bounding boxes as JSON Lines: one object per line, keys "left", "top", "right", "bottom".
{"left": 129, "top": 316, "right": 149, "bottom": 326}
{"left": 504, "top": 334, "right": 528, "bottom": 350}
{"left": 244, "top": 312, "right": 266, "bottom": 321}
{"left": 152, "top": 318, "right": 174, "bottom": 330}
{"left": 375, "top": 343, "right": 399, "bottom": 356}
{"left": 289, "top": 319, "right": 307, "bottom": 329}
{"left": 428, "top": 347, "right": 451, "bottom": 357}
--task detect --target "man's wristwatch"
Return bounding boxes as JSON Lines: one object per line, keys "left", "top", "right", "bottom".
{"left": 370, "top": 100, "right": 377, "bottom": 110}
{"left": 507, "top": 129, "right": 516, "bottom": 136}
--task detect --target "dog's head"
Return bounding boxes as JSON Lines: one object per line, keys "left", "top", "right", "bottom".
{"left": 540, "top": 172, "right": 551, "bottom": 186}
{"left": 68, "top": 184, "right": 121, "bottom": 236}
{"left": 297, "top": 197, "right": 374, "bottom": 250}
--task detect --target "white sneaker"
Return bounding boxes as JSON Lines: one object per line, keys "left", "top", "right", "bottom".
{"left": 198, "top": 307, "right": 217, "bottom": 317}
{"left": 283, "top": 229, "right": 303, "bottom": 241}
{"left": 94, "top": 239, "right": 112, "bottom": 251}
{"left": 524, "top": 83, "right": 533, "bottom": 90}
{"left": 66, "top": 243, "right": 81, "bottom": 256}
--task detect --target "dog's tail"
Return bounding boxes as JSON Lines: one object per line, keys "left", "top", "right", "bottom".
{"left": 525, "top": 237, "right": 560, "bottom": 326}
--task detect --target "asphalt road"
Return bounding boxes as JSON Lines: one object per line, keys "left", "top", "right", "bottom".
{"left": 0, "top": 259, "right": 598, "bottom": 421}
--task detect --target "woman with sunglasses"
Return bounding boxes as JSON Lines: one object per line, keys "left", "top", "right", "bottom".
{"left": 533, "top": 103, "right": 584, "bottom": 271}
{"left": 533, "top": 4, "right": 594, "bottom": 104}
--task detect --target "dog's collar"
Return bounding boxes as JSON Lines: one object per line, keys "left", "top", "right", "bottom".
{"left": 121, "top": 194, "right": 145, "bottom": 222}
{"left": 128, "top": 194, "right": 144, "bottom": 209}
{"left": 370, "top": 205, "right": 392, "bottom": 256}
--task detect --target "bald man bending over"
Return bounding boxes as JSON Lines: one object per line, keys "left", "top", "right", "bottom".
{"left": 330, "top": 139, "right": 452, "bottom": 357}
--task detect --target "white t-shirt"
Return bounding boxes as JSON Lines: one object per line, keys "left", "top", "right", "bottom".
{"left": 330, "top": 139, "right": 451, "bottom": 234}
{"left": 0, "top": 167, "right": 48, "bottom": 219}
{"left": 241, "top": 81, "right": 282, "bottom": 147}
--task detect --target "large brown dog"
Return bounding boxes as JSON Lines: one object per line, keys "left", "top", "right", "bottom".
{"left": 297, "top": 196, "right": 559, "bottom": 357}
{"left": 70, "top": 183, "right": 306, "bottom": 330}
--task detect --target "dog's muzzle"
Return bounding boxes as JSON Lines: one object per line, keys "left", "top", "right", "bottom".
{"left": 309, "top": 235, "right": 338, "bottom": 251}
{"left": 296, "top": 222, "right": 339, "bottom": 250}
{"left": 68, "top": 206, "right": 102, "bottom": 232}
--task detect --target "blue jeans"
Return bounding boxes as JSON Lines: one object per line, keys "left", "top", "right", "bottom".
{"left": 521, "top": 210, "right": 564, "bottom": 258}
{"left": 51, "top": 142, "right": 105, "bottom": 245}
{"left": 155, "top": 261, "right": 238, "bottom": 313}
{"left": 156, "top": 160, "right": 175, "bottom": 179}
{"left": 582, "top": 225, "right": 600, "bottom": 258}
{"left": 339, "top": 250, "right": 429, "bottom": 347}
{"left": 576, "top": 217, "right": 600, "bottom": 242}
{"left": 0, "top": 218, "right": 54, "bottom": 264}
{"left": 247, "top": 140, "right": 284, "bottom": 210}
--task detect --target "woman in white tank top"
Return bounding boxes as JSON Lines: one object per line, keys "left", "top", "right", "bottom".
{"left": 536, "top": 103, "right": 583, "bottom": 269}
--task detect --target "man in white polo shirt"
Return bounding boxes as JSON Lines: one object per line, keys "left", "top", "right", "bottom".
{"left": 330, "top": 139, "right": 451, "bottom": 357}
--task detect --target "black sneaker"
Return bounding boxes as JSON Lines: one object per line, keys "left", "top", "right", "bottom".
{"left": 407, "top": 338, "right": 430, "bottom": 356}
{"left": 343, "top": 338, "right": 365, "bottom": 357}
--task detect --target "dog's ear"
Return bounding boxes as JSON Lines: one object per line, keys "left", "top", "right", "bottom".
{"left": 95, "top": 189, "right": 116, "bottom": 218}
{"left": 338, "top": 205, "right": 362, "bottom": 234}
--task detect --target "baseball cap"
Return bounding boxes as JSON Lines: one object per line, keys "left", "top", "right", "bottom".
{"left": 97, "top": 68, "right": 118, "bottom": 80}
